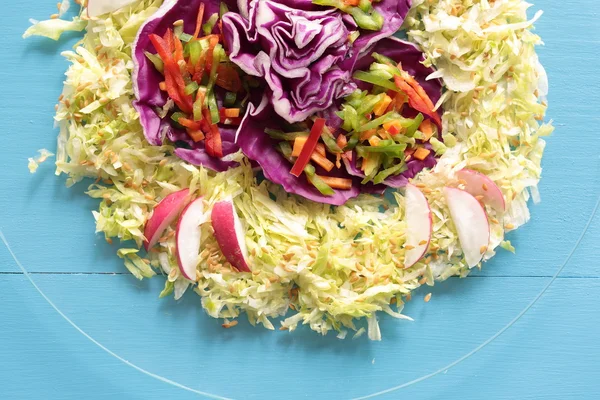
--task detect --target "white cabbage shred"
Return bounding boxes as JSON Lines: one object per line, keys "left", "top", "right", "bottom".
{"left": 34, "top": 0, "right": 550, "bottom": 339}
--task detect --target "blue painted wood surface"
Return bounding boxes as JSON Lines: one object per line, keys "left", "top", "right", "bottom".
{"left": 0, "top": 1, "right": 598, "bottom": 399}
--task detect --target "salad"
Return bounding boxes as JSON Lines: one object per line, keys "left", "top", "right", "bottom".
{"left": 25, "top": 0, "right": 552, "bottom": 340}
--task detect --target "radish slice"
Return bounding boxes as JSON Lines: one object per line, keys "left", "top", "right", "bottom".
{"left": 176, "top": 197, "right": 204, "bottom": 281}
{"left": 143, "top": 189, "right": 190, "bottom": 251}
{"left": 456, "top": 169, "right": 506, "bottom": 212}
{"left": 87, "top": 0, "right": 137, "bottom": 17}
{"left": 212, "top": 199, "right": 251, "bottom": 272}
{"left": 444, "top": 187, "right": 491, "bottom": 268}
{"left": 404, "top": 184, "right": 432, "bottom": 268}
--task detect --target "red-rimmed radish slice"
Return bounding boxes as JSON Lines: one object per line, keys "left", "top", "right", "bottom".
{"left": 456, "top": 169, "right": 506, "bottom": 212}
{"left": 404, "top": 184, "right": 432, "bottom": 269}
{"left": 212, "top": 199, "right": 251, "bottom": 272}
{"left": 87, "top": 0, "right": 137, "bottom": 17}
{"left": 143, "top": 189, "right": 191, "bottom": 251}
{"left": 176, "top": 197, "right": 204, "bottom": 281}
{"left": 443, "top": 187, "right": 490, "bottom": 268}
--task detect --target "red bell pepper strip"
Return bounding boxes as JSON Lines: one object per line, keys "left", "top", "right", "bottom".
{"left": 393, "top": 74, "right": 442, "bottom": 129}
{"left": 192, "top": 53, "right": 206, "bottom": 83}
{"left": 168, "top": 72, "right": 193, "bottom": 113}
{"left": 193, "top": 3, "right": 205, "bottom": 40}
{"left": 216, "top": 65, "right": 242, "bottom": 92}
{"left": 218, "top": 19, "right": 227, "bottom": 50}
{"left": 149, "top": 34, "right": 193, "bottom": 113}
{"left": 178, "top": 117, "right": 203, "bottom": 131}
{"left": 173, "top": 34, "right": 184, "bottom": 65}
{"left": 205, "top": 35, "right": 220, "bottom": 73}
{"left": 186, "top": 59, "right": 195, "bottom": 75}
{"left": 163, "top": 70, "right": 183, "bottom": 107}
{"left": 202, "top": 108, "right": 223, "bottom": 157}
{"left": 226, "top": 117, "right": 242, "bottom": 126}
{"left": 290, "top": 118, "right": 326, "bottom": 177}
{"left": 163, "top": 28, "right": 174, "bottom": 53}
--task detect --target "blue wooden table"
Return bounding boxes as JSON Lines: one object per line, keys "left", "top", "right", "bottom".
{"left": 1, "top": 1, "right": 599, "bottom": 399}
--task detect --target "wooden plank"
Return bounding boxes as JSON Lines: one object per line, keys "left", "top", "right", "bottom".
{"left": 0, "top": 274, "right": 598, "bottom": 399}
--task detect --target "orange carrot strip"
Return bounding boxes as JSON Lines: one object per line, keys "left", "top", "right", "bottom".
{"left": 368, "top": 136, "right": 381, "bottom": 147}
{"left": 336, "top": 134, "right": 347, "bottom": 149}
{"left": 413, "top": 147, "right": 431, "bottom": 160}
{"left": 178, "top": 118, "right": 202, "bottom": 131}
{"left": 292, "top": 137, "right": 308, "bottom": 157}
{"left": 359, "top": 128, "right": 377, "bottom": 141}
{"left": 186, "top": 129, "right": 205, "bottom": 142}
{"left": 315, "top": 143, "right": 326, "bottom": 157}
{"left": 419, "top": 119, "right": 435, "bottom": 141}
{"left": 192, "top": 3, "right": 205, "bottom": 40}
{"left": 316, "top": 176, "right": 353, "bottom": 190}
{"left": 373, "top": 95, "right": 393, "bottom": 116}
{"left": 223, "top": 108, "right": 240, "bottom": 118}
{"left": 310, "top": 152, "right": 334, "bottom": 172}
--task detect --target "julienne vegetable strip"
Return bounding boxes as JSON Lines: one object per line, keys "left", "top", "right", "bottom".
{"left": 394, "top": 74, "right": 441, "bottom": 129}
{"left": 290, "top": 118, "right": 326, "bottom": 177}
{"left": 142, "top": 1, "right": 249, "bottom": 164}
{"left": 192, "top": 3, "right": 205, "bottom": 39}
{"left": 312, "top": 0, "right": 384, "bottom": 31}
{"left": 24, "top": 0, "right": 551, "bottom": 340}
{"left": 269, "top": 51, "right": 440, "bottom": 190}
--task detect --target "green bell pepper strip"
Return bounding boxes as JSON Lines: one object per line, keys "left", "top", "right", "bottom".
{"left": 178, "top": 33, "right": 193, "bottom": 43}
{"left": 371, "top": 52, "right": 398, "bottom": 67}
{"left": 346, "top": 131, "right": 361, "bottom": 150}
{"left": 405, "top": 113, "right": 424, "bottom": 137}
{"left": 339, "top": 105, "right": 359, "bottom": 132}
{"left": 358, "top": 111, "right": 401, "bottom": 132}
{"left": 277, "top": 141, "right": 294, "bottom": 163}
{"left": 265, "top": 128, "right": 309, "bottom": 141}
{"left": 349, "top": 8, "right": 383, "bottom": 31}
{"left": 357, "top": 143, "right": 407, "bottom": 157}
{"left": 144, "top": 51, "right": 164, "bottom": 74}
{"left": 224, "top": 91, "right": 237, "bottom": 107}
{"left": 207, "top": 91, "right": 220, "bottom": 124}
{"left": 312, "top": 0, "right": 383, "bottom": 31}
{"left": 373, "top": 162, "right": 407, "bottom": 184}
{"left": 360, "top": 153, "right": 382, "bottom": 182}
{"left": 219, "top": 2, "right": 229, "bottom": 17}
{"left": 348, "top": 31, "right": 360, "bottom": 44}
{"left": 206, "top": 44, "right": 222, "bottom": 94}
{"left": 173, "top": 24, "right": 183, "bottom": 38}
{"left": 202, "top": 13, "right": 219, "bottom": 36}
{"left": 358, "top": 0, "right": 372, "bottom": 13}
{"left": 170, "top": 112, "right": 187, "bottom": 124}
{"left": 188, "top": 40, "right": 202, "bottom": 67}
{"left": 184, "top": 81, "right": 199, "bottom": 95}
{"left": 345, "top": 90, "right": 367, "bottom": 109}
{"left": 304, "top": 164, "right": 335, "bottom": 196}
{"left": 356, "top": 93, "right": 386, "bottom": 116}
{"left": 353, "top": 71, "right": 399, "bottom": 92}
{"left": 321, "top": 126, "right": 343, "bottom": 153}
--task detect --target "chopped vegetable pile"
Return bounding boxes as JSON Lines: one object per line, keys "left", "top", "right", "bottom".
{"left": 24, "top": 0, "right": 552, "bottom": 340}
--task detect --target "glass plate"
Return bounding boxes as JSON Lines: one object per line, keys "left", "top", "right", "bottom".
{"left": 1, "top": 1, "right": 598, "bottom": 399}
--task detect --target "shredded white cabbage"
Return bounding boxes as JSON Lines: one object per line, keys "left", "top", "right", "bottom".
{"left": 28, "top": 149, "right": 55, "bottom": 174}
{"left": 23, "top": 17, "right": 86, "bottom": 41}
{"left": 29, "top": 0, "right": 551, "bottom": 339}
